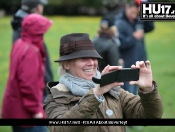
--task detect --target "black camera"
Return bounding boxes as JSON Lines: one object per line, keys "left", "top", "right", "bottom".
{"left": 92, "top": 68, "right": 140, "bottom": 87}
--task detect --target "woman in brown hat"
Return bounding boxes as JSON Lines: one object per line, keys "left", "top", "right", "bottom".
{"left": 44, "top": 33, "right": 163, "bottom": 132}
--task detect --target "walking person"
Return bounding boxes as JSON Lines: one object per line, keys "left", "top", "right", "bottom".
{"left": 115, "top": 1, "right": 145, "bottom": 95}
{"left": 11, "top": 0, "right": 53, "bottom": 100}
{"left": 93, "top": 15, "right": 120, "bottom": 72}
{"left": 2, "top": 14, "right": 52, "bottom": 132}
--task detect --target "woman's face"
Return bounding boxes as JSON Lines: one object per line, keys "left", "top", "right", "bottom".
{"left": 65, "top": 58, "right": 98, "bottom": 80}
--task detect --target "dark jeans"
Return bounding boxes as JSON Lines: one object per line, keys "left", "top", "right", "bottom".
{"left": 12, "top": 126, "right": 48, "bottom": 132}
{"left": 123, "top": 82, "right": 138, "bottom": 95}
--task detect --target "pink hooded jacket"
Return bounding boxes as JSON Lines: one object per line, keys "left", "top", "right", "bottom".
{"left": 2, "top": 14, "right": 52, "bottom": 119}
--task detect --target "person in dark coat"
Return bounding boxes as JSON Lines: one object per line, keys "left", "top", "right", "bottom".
{"left": 135, "top": 0, "right": 155, "bottom": 33}
{"left": 115, "top": 1, "right": 146, "bottom": 95}
{"left": 135, "top": 0, "right": 155, "bottom": 61}
{"left": 93, "top": 15, "right": 120, "bottom": 72}
{"left": 11, "top": 0, "right": 53, "bottom": 100}
{"left": 2, "top": 14, "right": 52, "bottom": 132}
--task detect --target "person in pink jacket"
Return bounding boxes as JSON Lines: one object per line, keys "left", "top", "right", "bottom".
{"left": 2, "top": 13, "right": 52, "bottom": 132}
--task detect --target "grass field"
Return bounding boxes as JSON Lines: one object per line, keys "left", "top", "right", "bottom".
{"left": 0, "top": 16, "right": 175, "bottom": 131}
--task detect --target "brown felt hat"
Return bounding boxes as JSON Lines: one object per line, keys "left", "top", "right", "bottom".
{"left": 54, "top": 33, "right": 102, "bottom": 62}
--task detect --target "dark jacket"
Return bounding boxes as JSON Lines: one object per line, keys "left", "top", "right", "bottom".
{"left": 44, "top": 81, "right": 163, "bottom": 132}
{"left": 11, "top": 9, "right": 53, "bottom": 96}
{"left": 143, "top": 21, "right": 154, "bottom": 33}
{"left": 115, "top": 10, "right": 147, "bottom": 68}
{"left": 93, "top": 34, "right": 120, "bottom": 72}
{"left": 2, "top": 14, "right": 52, "bottom": 118}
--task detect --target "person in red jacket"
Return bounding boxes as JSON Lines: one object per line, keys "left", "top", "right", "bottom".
{"left": 2, "top": 13, "right": 52, "bottom": 132}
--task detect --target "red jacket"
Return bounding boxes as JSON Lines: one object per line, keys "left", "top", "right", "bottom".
{"left": 2, "top": 14, "right": 52, "bottom": 118}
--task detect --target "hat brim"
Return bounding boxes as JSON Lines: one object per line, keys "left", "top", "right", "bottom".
{"left": 54, "top": 50, "right": 102, "bottom": 62}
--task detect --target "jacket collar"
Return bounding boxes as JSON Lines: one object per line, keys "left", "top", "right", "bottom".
{"left": 47, "top": 81, "right": 121, "bottom": 103}
{"left": 47, "top": 82, "right": 81, "bottom": 104}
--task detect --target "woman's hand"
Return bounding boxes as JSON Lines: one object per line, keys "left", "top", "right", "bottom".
{"left": 93, "top": 65, "right": 124, "bottom": 97}
{"left": 129, "top": 61, "right": 153, "bottom": 92}
{"left": 33, "top": 112, "right": 43, "bottom": 119}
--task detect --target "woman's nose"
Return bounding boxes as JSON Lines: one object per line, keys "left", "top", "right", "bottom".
{"left": 87, "top": 58, "right": 95, "bottom": 65}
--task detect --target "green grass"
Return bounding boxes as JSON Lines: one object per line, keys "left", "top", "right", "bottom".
{"left": 0, "top": 16, "right": 175, "bottom": 131}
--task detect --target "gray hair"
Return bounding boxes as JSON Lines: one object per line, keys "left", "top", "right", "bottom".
{"left": 58, "top": 65, "right": 66, "bottom": 77}
{"left": 57, "top": 61, "right": 69, "bottom": 77}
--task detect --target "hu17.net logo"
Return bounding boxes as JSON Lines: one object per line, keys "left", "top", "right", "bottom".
{"left": 140, "top": 2, "right": 175, "bottom": 21}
